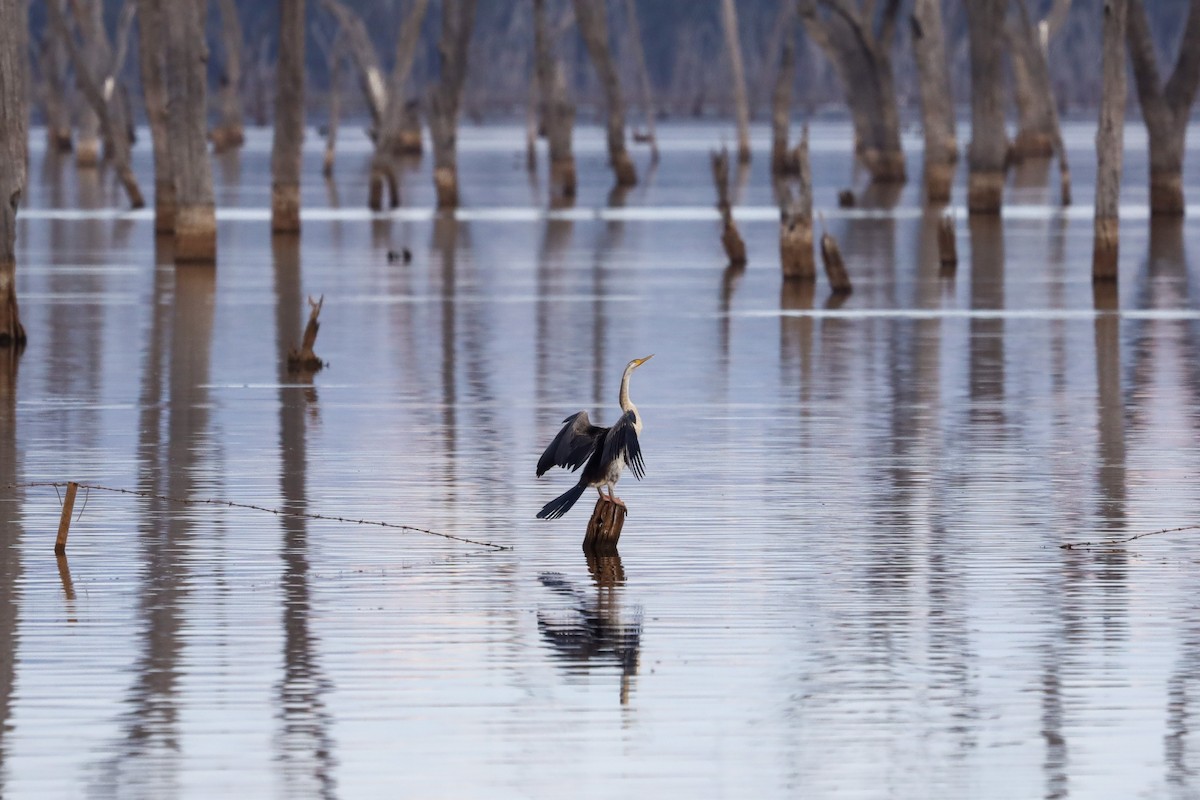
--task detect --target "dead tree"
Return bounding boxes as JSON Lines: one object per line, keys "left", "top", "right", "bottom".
{"left": 573, "top": 0, "right": 637, "bottom": 186}
{"left": 68, "top": 0, "right": 104, "bottom": 166}
{"left": 910, "top": 0, "right": 957, "bottom": 202}
{"left": 965, "top": 0, "right": 1008, "bottom": 214}
{"left": 430, "top": 0, "right": 478, "bottom": 209}
{"left": 720, "top": 0, "right": 752, "bottom": 163}
{"left": 778, "top": 127, "right": 815, "bottom": 280}
{"left": 711, "top": 148, "right": 746, "bottom": 267}
{"left": 799, "top": 0, "right": 905, "bottom": 182}
{"left": 35, "top": 25, "right": 73, "bottom": 152}
{"left": 137, "top": 0, "right": 175, "bottom": 233}
{"left": 770, "top": 7, "right": 798, "bottom": 176}
{"left": 819, "top": 226, "right": 852, "bottom": 294}
{"left": 210, "top": 0, "right": 246, "bottom": 152}
{"left": 47, "top": 0, "right": 144, "bottom": 208}
{"left": 1127, "top": 0, "right": 1200, "bottom": 216}
{"left": 272, "top": 0, "right": 306, "bottom": 234}
{"left": 534, "top": 0, "right": 576, "bottom": 201}
{"left": 0, "top": 0, "right": 27, "bottom": 346}
{"left": 287, "top": 295, "right": 325, "bottom": 371}
{"left": 623, "top": 0, "right": 658, "bottom": 161}
{"left": 313, "top": 26, "right": 344, "bottom": 177}
{"left": 319, "top": 0, "right": 387, "bottom": 127}
{"left": 368, "top": 0, "right": 431, "bottom": 210}
{"left": 164, "top": 0, "right": 217, "bottom": 262}
{"left": 1094, "top": 0, "right": 1127, "bottom": 281}
{"left": 1008, "top": 0, "right": 1071, "bottom": 205}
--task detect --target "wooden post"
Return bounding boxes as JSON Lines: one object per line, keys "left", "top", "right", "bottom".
{"left": 55, "top": 482, "right": 78, "bottom": 555}
{"left": 938, "top": 212, "right": 958, "bottom": 269}
{"left": 584, "top": 497, "right": 626, "bottom": 553}
{"left": 711, "top": 148, "right": 746, "bottom": 267}
{"left": 1094, "top": 0, "right": 1127, "bottom": 282}
{"left": 820, "top": 230, "right": 852, "bottom": 295}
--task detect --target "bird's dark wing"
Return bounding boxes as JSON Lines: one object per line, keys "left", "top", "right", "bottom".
{"left": 602, "top": 410, "right": 645, "bottom": 480}
{"left": 537, "top": 411, "right": 605, "bottom": 476}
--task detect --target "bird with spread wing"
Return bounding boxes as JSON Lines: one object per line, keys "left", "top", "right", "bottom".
{"left": 536, "top": 355, "right": 653, "bottom": 520}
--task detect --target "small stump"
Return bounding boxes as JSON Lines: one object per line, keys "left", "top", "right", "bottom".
{"left": 287, "top": 294, "right": 325, "bottom": 372}
{"left": 583, "top": 497, "right": 626, "bottom": 553}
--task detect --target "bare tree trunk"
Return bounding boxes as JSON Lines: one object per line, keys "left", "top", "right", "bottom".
{"left": 720, "top": 0, "right": 751, "bottom": 163}
{"left": 534, "top": 0, "right": 576, "bottom": 201}
{"left": 313, "top": 26, "right": 343, "bottom": 177}
{"left": 164, "top": 0, "right": 216, "bottom": 262}
{"left": 137, "top": 0, "right": 175, "bottom": 233}
{"left": 272, "top": 0, "right": 305, "bottom": 233}
{"left": 1127, "top": 0, "right": 1200, "bottom": 216}
{"left": 1008, "top": 0, "right": 1071, "bottom": 205}
{"left": 1094, "top": 0, "right": 1127, "bottom": 281}
{"left": 69, "top": 0, "right": 105, "bottom": 166}
{"left": 0, "top": 0, "right": 27, "bottom": 346}
{"left": 779, "top": 126, "right": 814, "bottom": 280}
{"left": 47, "top": 0, "right": 144, "bottom": 208}
{"left": 573, "top": 0, "right": 637, "bottom": 186}
{"left": 770, "top": 6, "right": 797, "bottom": 176}
{"left": 799, "top": 0, "right": 905, "bottom": 182}
{"left": 712, "top": 148, "right": 746, "bottom": 266}
{"left": 319, "top": 0, "right": 387, "bottom": 129}
{"left": 429, "top": 0, "right": 477, "bottom": 209}
{"left": 367, "top": 0, "right": 431, "bottom": 210}
{"left": 623, "top": 0, "right": 657, "bottom": 162}
{"left": 36, "top": 24, "right": 73, "bottom": 152}
{"left": 211, "top": 0, "right": 246, "bottom": 152}
{"left": 910, "top": 0, "right": 957, "bottom": 203}
{"left": 966, "top": 0, "right": 1008, "bottom": 214}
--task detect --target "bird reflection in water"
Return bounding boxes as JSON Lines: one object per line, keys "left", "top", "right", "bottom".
{"left": 537, "top": 551, "right": 642, "bottom": 705}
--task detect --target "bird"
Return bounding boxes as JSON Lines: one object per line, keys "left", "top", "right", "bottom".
{"left": 536, "top": 355, "right": 653, "bottom": 520}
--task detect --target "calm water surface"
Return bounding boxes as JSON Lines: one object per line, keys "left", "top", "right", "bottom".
{"left": 3, "top": 121, "right": 1200, "bottom": 798}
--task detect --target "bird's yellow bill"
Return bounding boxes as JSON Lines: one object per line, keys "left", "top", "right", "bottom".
{"left": 634, "top": 354, "right": 654, "bottom": 366}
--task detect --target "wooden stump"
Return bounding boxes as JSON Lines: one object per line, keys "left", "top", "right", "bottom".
{"left": 583, "top": 497, "right": 626, "bottom": 553}
{"left": 819, "top": 231, "right": 852, "bottom": 295}
{"left": 967, "top": 170, "right": 1004, "bottom": 215}
{"left": 287, "top": 295, "right": 325, "bottom": 372}
{"left": 938, "top": 213, "right": 957, "bottom": 269}
{"left": 1092, "top": 217, "right": 1119, "bottom": 282}
{"left": 780, "top": 219, "right": 814, "bottom": 281}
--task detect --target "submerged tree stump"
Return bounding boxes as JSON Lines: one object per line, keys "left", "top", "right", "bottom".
{"left": 287, "top": 295, "right": 325, "bottom": 372}
{"left": 583, "top": 497, "right": 626, "bottom": 553}
{"left": 711, "top": 148, "right": 746, "bottom": 267}
{"left": 938, "top": 213, "right": 958, "bottom": 269}
{"left": 819, "top": 231, "right": 852, "bottom": 295}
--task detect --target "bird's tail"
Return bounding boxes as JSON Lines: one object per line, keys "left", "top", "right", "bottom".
{"left": 537, "top": 482, "right": 587, "bottom": 520}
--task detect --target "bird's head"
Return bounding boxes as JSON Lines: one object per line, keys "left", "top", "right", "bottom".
{"left": 628, "top": 354, "right": 654, "bottom": 371}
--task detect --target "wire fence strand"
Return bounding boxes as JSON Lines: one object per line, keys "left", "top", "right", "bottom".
{"left": 1060, "top": 523, "right": 1200, "bottom": 550}
{"left": 15, "top": 481, "right": 512, "bottom": 551}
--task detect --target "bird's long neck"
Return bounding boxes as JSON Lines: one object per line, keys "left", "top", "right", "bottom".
{"left": 618, "top": 365, "right": 636, "bottom": 414}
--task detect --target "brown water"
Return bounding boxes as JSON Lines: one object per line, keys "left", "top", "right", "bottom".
{"left": 4, "top": 121, "right": 1200, "bottom": 798}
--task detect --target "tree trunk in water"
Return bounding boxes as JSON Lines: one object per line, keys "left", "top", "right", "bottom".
{"left": 534, "top": 0, "right": 576, "bottom": 202}
{"left": 37, "top": 27, "right": 73, "bottom": 152}
{"left": 137, "top": 0, "right": 175, "bottom": 233}
{"left": 1094, "top": 0, "right": 1127, "bottom": 281}
{"left": 711, "top": 148, "right": 746, "bottom": 267}
{"left": 770, "top": 8, "right": 797, "bottom": 176}
{"left": 966, "top": 0, "right": 1008, "bottom": 214}
{"left": 910, "top": 0, "right": 957, "bottom": 203}
{"left": 0, "top": 0, "right": 28, "bottom": 346}
{"left": 164, "top": 0, "right": 216, "bottom": 262}
{"left": 316, "top": 28, "right": 343, "bottom": 177}
{"left": 272, "top": 0, "right": 305, "bottom": 234}
{"left": 429, "top": 0, "right": 477, "bottom": 209}
{"left": 1008, "top": 0, "right": 1071, "bottom": 205}
{"left": 624, "top": 0, "right": 657, "bottom": 161}
{"left": 368, "top": 0, "right": 431, "bottom": 209}
{"left": 720, "top": 0, "right": 751, "bottom": 163}
{"left": 319, "top": 0, "right": 387, "bottom": 129}
{"left": 779, "top": 127, "right": 814, "bottom": 281}
{"left": 69, "top": 0, "right": 105, "bottom": 166}
{"left": 573, "top": 0, "right": 637, "bottom": 186}
{"left": 799, "top": 0, "right": 905, "bottom": 182}
{"left": 47, "top": 0, "right": 144, "bottom": 208}
{"left": 211, "top": 0, "right": 245, "bottom": 152}
{"left": 1127, "top": 0, "right": 1200, "bottom": 216}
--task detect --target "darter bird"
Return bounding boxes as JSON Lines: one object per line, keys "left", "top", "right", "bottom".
{"left": 536, "top": 355, "right": 653, "bottom": 520}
